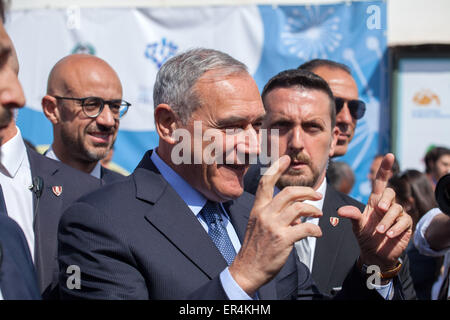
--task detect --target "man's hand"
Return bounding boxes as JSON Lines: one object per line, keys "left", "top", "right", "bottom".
{"left": 229, "top": 155, "right": 323, "bottom": 296}
{"left": 338, "top": 153, "right": 412, "bottom": 273}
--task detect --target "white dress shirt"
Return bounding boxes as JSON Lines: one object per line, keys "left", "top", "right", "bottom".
{"left": 288, "top": 177, "right": 393, "bottom": 299}
{"left": 0, "top": 128, "right": 34, "bottom": 261}
{"left": 150, "top": 150, "right": 251, "bottom": 299}
{"left": 45, "top": 145, "right": 102, "bottom": 179}
{"left": 299, "top": 178, "right": 327, "bottom": 271}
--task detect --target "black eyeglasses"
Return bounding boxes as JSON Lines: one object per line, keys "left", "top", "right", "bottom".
{"left": 53, "top": 96, "right": 131, "bottom": 119}
{"left": 335, "top": 97, "right": 366, "bottom": 120}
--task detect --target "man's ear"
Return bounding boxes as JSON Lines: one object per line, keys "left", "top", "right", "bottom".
{"left": 154, "top": 104, "right": 180, "bottom": 145}
{"left": 329, "top": 126, "right": 339, "bottom": 158}
{"left": 42, "top": 95, "right": 60, "bottom": 124}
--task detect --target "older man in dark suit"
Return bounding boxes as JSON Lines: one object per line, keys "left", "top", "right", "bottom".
{"left": 0, "top": 2, "right": 102, "bottom": 299}
{"left": 58, "top": 49, "right": 412, "bottom": 300}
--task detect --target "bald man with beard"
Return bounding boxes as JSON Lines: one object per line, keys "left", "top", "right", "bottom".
{"left": 42, "top": 54, "right": 128, "bottom": 183}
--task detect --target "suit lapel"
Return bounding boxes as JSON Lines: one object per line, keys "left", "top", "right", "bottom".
{"left": 312, "top": 185, "right": 347, "bottom": 291}
{"left": 26, "top": 146, "right": 63, "bottom": 291}
{"left": 135, "top": 152, "right": 228, "bottom": 279}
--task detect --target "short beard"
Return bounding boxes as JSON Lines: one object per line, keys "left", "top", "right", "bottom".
{"left": 0, "top": 108, "right": 13, "bottom": 129}
{"left": 60, "top": 125, "right": 109, "bottom": 163}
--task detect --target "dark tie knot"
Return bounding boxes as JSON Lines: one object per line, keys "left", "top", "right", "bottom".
{"left": 201, "top": 201, "right": 223, "bottom": 225}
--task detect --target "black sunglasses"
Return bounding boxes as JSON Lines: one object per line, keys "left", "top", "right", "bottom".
{"left": 335, "top": 97, "right": 366, "bottom": 120}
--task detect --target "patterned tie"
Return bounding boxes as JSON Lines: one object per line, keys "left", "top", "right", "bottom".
{"left": 200, "top": 200, "right": 236, "bottom": 265}
{"left": 0, "top": 184, "right": 8, "bottom": 216}
{"left": 294, "top": 217, "right": 311, "bottom": 271}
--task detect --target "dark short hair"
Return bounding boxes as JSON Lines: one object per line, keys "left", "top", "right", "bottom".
{"left": 388, "top": 169, "right": 437, "bottom": 230}
{"left": 424, "top": 146, "right": 450, "bottom": 173}
{"left": 261, "top": 69, "right": 336, "bottom": 128}
{"left": 298, "top": 59, "right": 352, "bottom": 75}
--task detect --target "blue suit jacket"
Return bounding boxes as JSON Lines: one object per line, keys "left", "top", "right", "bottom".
{"left": 100, "top": 166, "right": 124, "bottom": 184}
{"left": 58, "top": 150, "right": 383, "bottom": 300}
{"left": 0, "top": 215, "right": 41, "bottom": 300}
{"left": 26, "top": 146, "right": 103, "bottom": 298}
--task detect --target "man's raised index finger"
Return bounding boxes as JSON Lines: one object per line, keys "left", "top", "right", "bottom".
{"left": 372, "top": 153, "right": 395, "bottom": 196}
{"left": 254, "top": 155, "right": 291, "bottom": 206}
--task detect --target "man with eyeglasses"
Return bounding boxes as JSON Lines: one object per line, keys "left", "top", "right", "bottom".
{"left": 298, "top": 59, "right": 365, "bottom": 158}
{"left": 42, "top": 54, "right": 129, "bottom": 183}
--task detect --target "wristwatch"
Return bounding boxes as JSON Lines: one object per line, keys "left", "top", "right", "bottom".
{"left": 361, "top": 257, "right": 403, "bottom": 280}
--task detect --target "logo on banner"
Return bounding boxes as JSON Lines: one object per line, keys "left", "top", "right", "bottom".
{"left": 71, "top": 43, "right": 96, "bottom": 55}
{"left": 413, "top": 89, "right": 440, "bottom": 107}
{"left": 280, "top": 6, "right": 342, "bottom": 60}
{"left": 145, "top": 38, "right": 178, "bottom": 69}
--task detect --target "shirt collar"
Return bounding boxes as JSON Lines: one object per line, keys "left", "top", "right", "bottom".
{"left": 150, "top": 150, "right": 206, "bottom": 216}
{"left": 304, "top": 177, "right": 327, "bottom": 211}
{"left": 46, "top": 145, "right": 102, "bottom": 179}
{"left": 0, "top": 127, "right": 28, "bottom": 178}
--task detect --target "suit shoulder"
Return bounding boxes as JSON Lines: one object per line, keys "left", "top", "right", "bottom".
{"left": 101, "top": 166, "right": 125, "bottom": 184}
{"left": 340, "top": 193, "right": 365, "bottom": 211}
{"left": 77, "top": 175, "right": 134, "bottom": 207}
{"left": 326, "top": 184, "right": 365, "bottom": 211}
{"left": 28, "top": 148, "right": 100, "bottom": 185}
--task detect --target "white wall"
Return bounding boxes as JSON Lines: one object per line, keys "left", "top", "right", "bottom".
{"left": 9, "top": 0, "right": 450, "bottom": 45}
{"left": 387, "top": 0, "right": 450, "bottom": 45}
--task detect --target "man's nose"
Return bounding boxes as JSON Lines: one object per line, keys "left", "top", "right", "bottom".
{"left": 96, "top": 104, "right": 117, "bottom": 128}
{"left": 0, "top": 69, "right": 26, "bottom": 110}
{"left": 336, "top": 103, "right": 353, "bottom": 128}
{"left": 288, "top": 125, "right": 304, "bottom": 150}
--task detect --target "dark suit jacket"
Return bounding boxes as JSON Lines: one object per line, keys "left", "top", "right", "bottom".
{"left": 26, "top": 146, "right": 103, "bottom": 298}
{"left": 244, "top": 164, "right": 416, "bottom": 299}
{"left": 0, "top": 215, "right": 41, "bottom": 300}
{"left": 100, "top": 166, "right": 124, "bottom": 184}
{"left": 58, "top": 150, "right": 383, "bottom": 300}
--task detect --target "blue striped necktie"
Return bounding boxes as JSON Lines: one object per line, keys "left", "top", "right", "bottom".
{"left": 0, "top": 184, "right": 8, "bottom": 216}
{"left": 200, "top": 200, "right": 236, "bottom": 265}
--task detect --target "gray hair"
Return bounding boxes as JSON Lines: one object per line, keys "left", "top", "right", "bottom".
{"left": 153, "top": 48, "right": 248, "bottom": 123}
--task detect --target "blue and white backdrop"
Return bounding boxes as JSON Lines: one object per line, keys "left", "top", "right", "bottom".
{"left": 7, "top": 1, "right": 387, "bottom": 202}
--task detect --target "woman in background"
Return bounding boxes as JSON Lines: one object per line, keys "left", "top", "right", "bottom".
{"left": 389, "top": 170, "right": 441, "bottom": 300}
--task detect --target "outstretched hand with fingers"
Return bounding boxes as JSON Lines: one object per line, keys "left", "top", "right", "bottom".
{"left": 337, "top": 153, "right": 412, "bottom": 272}
{"left": 229, "top": 155, "right": 323, "bottom": 296}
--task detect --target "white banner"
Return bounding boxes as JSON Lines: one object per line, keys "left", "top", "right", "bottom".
{"left": 395, "top": 58, "right": 450, "bottom": 171}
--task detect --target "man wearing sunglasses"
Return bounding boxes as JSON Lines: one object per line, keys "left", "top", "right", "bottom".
{"left": 298, "top": 59, "right": 365, "bottom": 157}
{"left": 42, "top": 54, "right": 128, "bottom": 183}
